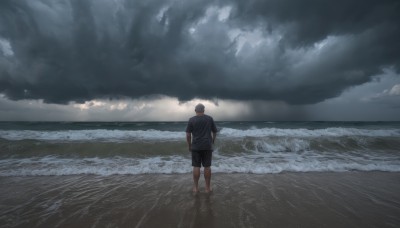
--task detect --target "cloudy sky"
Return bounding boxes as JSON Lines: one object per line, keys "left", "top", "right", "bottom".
{"left": 0, "top": 0, "right": 399, "bottom": 121}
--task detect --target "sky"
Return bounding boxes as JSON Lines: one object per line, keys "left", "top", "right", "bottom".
{"left": 0, "top": 0, "right": 399, "bottom": 121}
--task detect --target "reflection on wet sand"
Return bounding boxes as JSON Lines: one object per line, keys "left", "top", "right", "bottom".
{"left": 1, "top": 172, "right": 400, "bottom": 228}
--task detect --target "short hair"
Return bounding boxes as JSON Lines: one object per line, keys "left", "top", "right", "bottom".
{"left": 195, "top": 103, "right": 205, "bottom": 113}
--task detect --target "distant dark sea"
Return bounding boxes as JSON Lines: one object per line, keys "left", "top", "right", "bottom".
{"left": 1, "top": 121, "right": 399, "bottom": 175}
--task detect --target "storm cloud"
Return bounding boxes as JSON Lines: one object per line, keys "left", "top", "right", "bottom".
{"left": 0, "top": 0, "right": 399, "bottom": 104}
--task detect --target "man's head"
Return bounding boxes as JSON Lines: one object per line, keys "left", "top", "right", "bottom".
{"left": 195, "top": 103, "right": 205, "bottom": 113}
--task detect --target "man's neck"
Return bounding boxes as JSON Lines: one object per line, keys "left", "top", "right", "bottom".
{"left": 196, "top": 113, "right": 205, "bottom": 116}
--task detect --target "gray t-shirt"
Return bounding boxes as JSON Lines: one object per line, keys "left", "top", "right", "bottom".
{"left": 186, "top": 114, "right": 217, "bottom": 151}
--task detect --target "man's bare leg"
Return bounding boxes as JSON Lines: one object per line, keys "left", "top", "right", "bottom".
{"left": 204, "top": 167, "right": 212, "bottom": 193}
{"left": 193, "top": 167, "right": 200, "bottom": 192}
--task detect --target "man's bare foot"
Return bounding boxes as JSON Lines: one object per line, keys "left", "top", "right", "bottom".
{"left": 192, "top": 186, "right": 199, "bottom": 193}
{"left": 205, "top": 188, "right": 213, "bottom": 193}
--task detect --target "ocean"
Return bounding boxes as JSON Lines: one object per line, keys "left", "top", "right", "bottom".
{"left": 1, "top": 121, "right": 400, "bottom": 227}
{"left": 0, "top": 121, "right": 399, "bottom": 175}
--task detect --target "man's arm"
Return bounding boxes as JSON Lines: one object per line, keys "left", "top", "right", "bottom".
{"left": 186, "top": 132, "right": 192, "bottom": 151}
{"left": 212, "top": 131, "right": 217, "bottom": 144}
{"left": 211, "top": 117, "right": 217, "bottom": 144}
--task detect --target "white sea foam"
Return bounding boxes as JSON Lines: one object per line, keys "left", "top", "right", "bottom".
{"left": 1, "top": 151, "right": 399, "bottom": 176}
{"left": 0, "top": 127, "right": 399, "bottom": 141}
{"left": 251, "top": 138, "right": 311, "bottom": 152}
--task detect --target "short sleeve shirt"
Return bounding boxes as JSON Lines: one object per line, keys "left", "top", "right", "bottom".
{"left": 186, "top": 115, "right": 217, "bottom": 150}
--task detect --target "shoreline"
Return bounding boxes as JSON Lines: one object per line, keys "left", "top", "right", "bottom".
{"left": 1, "top": 172, "right": 400, "bottom": 227}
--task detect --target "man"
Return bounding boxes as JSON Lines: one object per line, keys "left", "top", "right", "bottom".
{"left": 186, "top": 103, "right": 217, "bottom": 193}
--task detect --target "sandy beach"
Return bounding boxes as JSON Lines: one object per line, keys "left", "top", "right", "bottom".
{"left": 1, "top": 172, "right": 399, "bottom": 228}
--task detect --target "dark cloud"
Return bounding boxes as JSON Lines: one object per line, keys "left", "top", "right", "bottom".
{"left": 0, "top": 0, "right": 399, "bottom": 104}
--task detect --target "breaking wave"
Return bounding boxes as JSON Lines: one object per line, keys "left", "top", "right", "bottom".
{"left": 0, "top": 127, "right": 399, "bottom": 142}
{"left": 1, "top": 150, "right": 399, "bottom": 176}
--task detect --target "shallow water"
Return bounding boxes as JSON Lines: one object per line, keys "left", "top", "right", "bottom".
{"left": 1, "top": 172, "right": 400, "bottom": 228}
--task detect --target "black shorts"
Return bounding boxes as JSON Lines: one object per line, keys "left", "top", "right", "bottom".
{"left": 191, "top": 150, "right": 212, "bottom": 167}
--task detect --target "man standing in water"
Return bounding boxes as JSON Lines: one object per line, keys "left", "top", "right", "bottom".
{"left": 186, "top": 103, "right": 217, "bottom": 193}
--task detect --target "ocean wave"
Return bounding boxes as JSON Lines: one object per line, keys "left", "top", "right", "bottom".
{"left": 0, "top": 129, "right": 183, "bottom": 141}
{"left": 0, "top": 127, "right": 399, "bottom": 141}
{"left": 219, "top": 127, "right": 400, "bottom": 138}
{"left": 1, "top": 151, "right": 399, "bottom": 176}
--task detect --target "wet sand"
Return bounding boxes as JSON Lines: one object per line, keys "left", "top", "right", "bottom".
{"left": 1, "top": 172, "right": 400, "bottom": 228}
